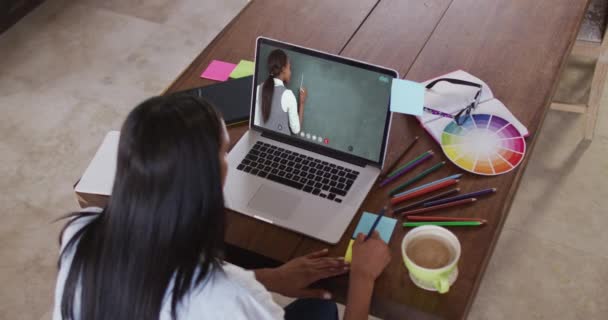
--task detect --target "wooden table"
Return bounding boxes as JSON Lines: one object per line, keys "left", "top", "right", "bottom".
{"left": 76, "top": 0, "right": 589, "bottom": 318}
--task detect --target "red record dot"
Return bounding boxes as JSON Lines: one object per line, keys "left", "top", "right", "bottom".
{"left": 324, "top": 138, "right": 329, "bottom": 144}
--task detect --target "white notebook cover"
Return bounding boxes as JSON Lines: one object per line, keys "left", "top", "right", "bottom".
{"left": 74, "top": 131, "right": 119, "bottom": 196}
{"left": 416, "top": 70, "right": 529, "bottom": 143}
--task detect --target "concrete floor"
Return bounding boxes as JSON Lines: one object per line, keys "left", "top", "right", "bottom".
{"left": 0, "top": 1, "right": 607, "bottom": 319}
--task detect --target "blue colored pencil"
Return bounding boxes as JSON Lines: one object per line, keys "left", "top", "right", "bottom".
{"left": 378, "top": 151, "right": 434, "bottom": 187}
{"left": 365, "top": 207, "right": 386, "bottom": 240}
{"left": 388, "top": 161, "right": 446, "bottom": 196}
{"left": 423, "top": 188, "right": 497, "bottom": 207}
{"left": 392, "top": 174, "right": 463, "bottom": 198}
{"left": 393, "top": 188, "right": 460, "bottom": 214}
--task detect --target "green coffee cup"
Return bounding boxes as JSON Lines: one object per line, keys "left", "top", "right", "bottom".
{"left": 401, "top": 225, "right": 461, "bottom": 293}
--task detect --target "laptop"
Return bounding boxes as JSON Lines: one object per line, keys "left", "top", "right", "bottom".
{"left": 224, "top": 37, "right": 398, "bottom": 243}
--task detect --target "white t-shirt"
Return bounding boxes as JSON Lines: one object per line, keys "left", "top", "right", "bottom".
{"left": 52, "top": 208, "right": 284, "bottom": 320}
{"left": 254, "top": 78, "right": 301, "bottom": 134}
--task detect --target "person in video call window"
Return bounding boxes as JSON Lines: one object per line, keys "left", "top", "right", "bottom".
{"left": 255, "top": 49, "right": 307, "bottom": 134}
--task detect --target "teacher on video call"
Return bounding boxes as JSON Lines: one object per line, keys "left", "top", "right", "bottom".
{"left": 254, "top": 49, "right": 307, "bottom": 134}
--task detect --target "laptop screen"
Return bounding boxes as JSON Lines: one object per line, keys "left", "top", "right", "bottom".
{"left": 251, "top": 38, "right": 396, "bottom": 166}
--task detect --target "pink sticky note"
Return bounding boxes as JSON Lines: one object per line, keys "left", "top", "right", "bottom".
{"left": 200, "top": 60, "right": 237, "bottom": 81}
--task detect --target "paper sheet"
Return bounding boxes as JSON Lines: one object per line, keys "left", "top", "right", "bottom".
{"left": 344, "top": 212, "right": 397, "bottom": 263}
{"left": 418, "top": 70, "right": 529, "bottom": 143}
{"left": 74, "top": 131, "right": 119, "bottom": 195}
{"left": 352, "top": 212, "right": 397, "bottom": 242}
{"left": 201, "top": 60, "right": 237, "bottom": 81}
{"left": 229, "top": 60, "right": 255, "bottom": 79}
{"left": 390, "top": 79, "right": 425, "bottom": 116}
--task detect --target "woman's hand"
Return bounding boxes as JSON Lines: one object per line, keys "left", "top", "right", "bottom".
{"left": 255, "top": 248, "right": 348, "bottom": 299}
{"left": 343, "top": 232, "right": 391, "bottom": 320}
{"left": 299, "top": 87, "right": 308, "bottom": 105}
{"left": 350, "top": 231, "right": 391, "bottom": 282}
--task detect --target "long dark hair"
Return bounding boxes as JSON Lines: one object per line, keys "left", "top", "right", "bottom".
{"left": 58, "top": 95, "right": 226, "bottom": 320}
{"left": 261, "top": 49, "right": 288, "bottom": 122}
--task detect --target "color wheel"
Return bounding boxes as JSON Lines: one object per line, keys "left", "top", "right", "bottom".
{"left": 441, "top": 114, "right": 526, "bottom": 175}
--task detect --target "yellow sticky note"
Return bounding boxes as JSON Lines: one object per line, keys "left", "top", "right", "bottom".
{"left": 229, "top": 60, "right": 254, "bottom": 79}
{"left": 344, "top": 239, "right": 355, "bottom": 263}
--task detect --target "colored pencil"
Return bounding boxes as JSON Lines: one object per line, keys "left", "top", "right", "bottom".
{"left": 379, "top": 136, "right": 419, "bottom": 180}
{"left": 401, "top": 198, "right": 477, "bottom": 216}
{"left": 405, "top": 216, "right": 487, "bottom": 222}
{"left": 391, "top": 179, "right": 459, "bottom": 206}
{"left": 403, "top": 221, "right": 485, "bottom": 227}
{"left": 393, "top": 188, "right": 460, "bottom": 214}
{"left": 387, "top": 150, "right": 432, "bottom": 178}
{"left": 388, "top": 161, "right": 446, "bottom": 195}
{"left": 423, "top": 188, "right": 497, "bottom": 207}
{"left": 391, "top": 174, "right": 463, "bottom": 198}
{"left": 379, "top": 151, "right": 434, "bottom": 187}
{"left": 365, "top": 207, "right": 387, "bottom": 240}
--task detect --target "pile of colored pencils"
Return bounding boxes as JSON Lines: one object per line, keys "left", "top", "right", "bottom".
{"left": 378, "top": 150, "right": 434, "bottom": 187}
{"left": 379, "top": 137, "right": 498, "bottom": 228}
{"left": 395, "top": 185, "right": 496, "bottom": 227}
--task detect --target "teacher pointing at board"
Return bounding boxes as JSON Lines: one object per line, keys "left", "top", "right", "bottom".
{"left": 255, "top": 49, "right": 307, "bottom": 134}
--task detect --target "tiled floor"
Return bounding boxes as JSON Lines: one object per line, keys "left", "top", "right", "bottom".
{"left": 0, "top": 1, "right": 606, "bottom": 319}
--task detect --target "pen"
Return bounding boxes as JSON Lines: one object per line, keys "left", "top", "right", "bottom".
{"left": 365, "top": 206, "right": 387, "bottom": 240}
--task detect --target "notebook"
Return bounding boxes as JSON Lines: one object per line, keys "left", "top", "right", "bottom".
{"left": 173, "top": 76, "right": 253, "bottom": 126}
{"left": 75, "top": 131, "right": 119, "bottom": 196}
{"left": 75, "top": 78, "right": 253, "bottom": 196}
{"left": 417, "top": 70, "right": 529, "bottom": 143}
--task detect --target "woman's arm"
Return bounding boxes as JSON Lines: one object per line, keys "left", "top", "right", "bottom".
{"left": 298, "top": 87, "right": 307, "bottom": 127}
{"left": 344, "top": 274, "right": 375, "bottom": 320}
{"left": 254, "top": 249, "right": 348, "bottom": 299}
{"left": 343, "top": 232, "right": 391, "bottom": 320}
{"left": 283, "top": 90, "right": 302, "bottom": 134}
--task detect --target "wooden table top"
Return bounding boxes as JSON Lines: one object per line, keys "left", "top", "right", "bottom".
{"left": 85, "top": 0, "right": 590, "bottom": 319}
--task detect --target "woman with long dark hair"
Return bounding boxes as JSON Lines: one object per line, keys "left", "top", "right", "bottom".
{"left": 53, "top": 95, "right": 390, "bottom": 320}
{"left": 254, "top": 49, "right": 307, "bottom": 135}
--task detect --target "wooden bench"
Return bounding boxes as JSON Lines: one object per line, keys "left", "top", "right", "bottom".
{"left": 551, "top": 0, "right": 607, "bottom": 140}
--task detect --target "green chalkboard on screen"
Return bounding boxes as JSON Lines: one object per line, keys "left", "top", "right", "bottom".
{"left": 255, "top": 44, "right": 391, "bottom": 162}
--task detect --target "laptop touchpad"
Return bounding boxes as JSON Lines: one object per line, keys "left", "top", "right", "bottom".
{"left": 247, "top": 185, "right": 299, "bottom": 220}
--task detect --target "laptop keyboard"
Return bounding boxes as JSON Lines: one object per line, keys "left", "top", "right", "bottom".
{"left": 236, "top": 141, "right": 360, "bottom": 203}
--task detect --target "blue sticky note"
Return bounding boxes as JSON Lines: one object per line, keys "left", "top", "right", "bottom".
{"left": 352, "top": 212, "right": 397, "bottom": 243}
{"left": 390, "top": 79, "right": 425, "bottom": 116}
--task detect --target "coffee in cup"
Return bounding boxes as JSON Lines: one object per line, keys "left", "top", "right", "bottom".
{"left": 401, "top": 226, "right": 461, "bottom": 293}
{"left": 406, "top": 235, "right": 455, "bottom": 269}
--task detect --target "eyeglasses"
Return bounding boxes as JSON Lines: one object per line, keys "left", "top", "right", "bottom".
{"left": 424, "top": 78, "right": 482, "bottom": 126}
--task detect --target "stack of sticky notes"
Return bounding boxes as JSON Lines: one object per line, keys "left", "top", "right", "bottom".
{"left": 344, "top": 212, "right": 397, "bottom": 263}
{"left": 201, "top": 59, "right": 255, "bottom": 82}
{"left": 201, "top": 60, "right": 237, "bottom": 81}
{"left": 390, "top": 79, "right": 425, "bottom": 116}
{"left": 230, "top": 60, "right": 255, "bottom": 79}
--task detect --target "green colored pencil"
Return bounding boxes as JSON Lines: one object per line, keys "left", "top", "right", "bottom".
{"left": 387, "top": 150, "right": 432, "bottom": 178}
{"left": 403, "top": 221, "right": 484, "bottom": 227}
{"left": 389, "top": 161, "right": 446, "bottom": 195}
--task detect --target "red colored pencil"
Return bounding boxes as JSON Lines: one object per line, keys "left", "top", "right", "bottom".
{"left": 390, "top": 179, "right": 459, "bottom": 206}
{"left": 400, "top": 198, "right": 476, "bottom": 216}
{"left": 405, "top": 216, "right": 487, "bottom": 223}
